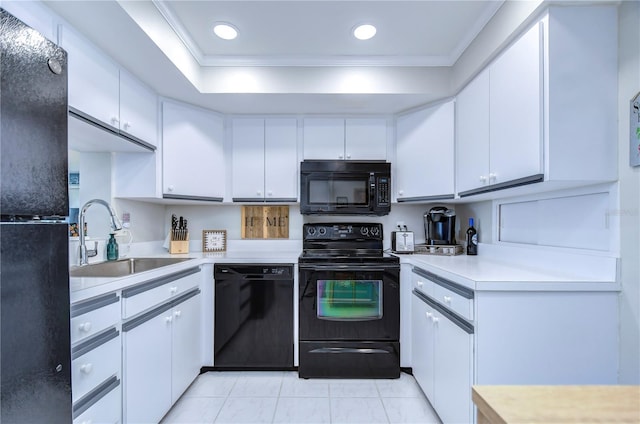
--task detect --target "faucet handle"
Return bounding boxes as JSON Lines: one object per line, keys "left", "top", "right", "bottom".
{"left": 87, "top": 241, "right": 98, "bottom": 258}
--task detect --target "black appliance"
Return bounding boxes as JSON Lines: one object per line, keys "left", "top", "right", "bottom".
{"left": 214, "top": 264, "right": 294, "bottom": 369}
{"left": 300, "top": 160, "right": 391, "bottom": 216}
{"left": 425, "top": 206, "right": 457, "bottom": 245}
{"left": 298, "top": 223, "right": 400, "bottom": 379}
{"left": 0, "top": 9, "right": 72, "bottom": 422}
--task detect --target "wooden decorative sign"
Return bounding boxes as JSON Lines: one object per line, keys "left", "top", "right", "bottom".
{"left": 241, "top": 206, "right": 289, "bottom": 239}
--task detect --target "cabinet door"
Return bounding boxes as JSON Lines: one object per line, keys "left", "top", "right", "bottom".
{"left": 59, "top": 25, "right": 120, "bottom": 129}
{"left": 232, "top": 118, "right": 265, "bottom": 200}
{"left": 396, "top": 102, "right": 455, "bottom": 200}
{"left": 433, "top": 312, "right": 473, "bottom": 424}
{"left": 162, "top": 101, "right": 225, "bottom": 200}
{"left": 345, "top": 118, "right": 387, "bottom": 160}
{"left": 123, "top": 313, "right": 172, "bottom": 424}
{"left": 489, "top": 23, "right": 542, "bottom": 185}
{"left": 172, "top": 294, "right": 202, "bottom": 403}
{"left": 411, "top": 295, "right": 435, "bottom": 402}
{"left": 265, "top": 118, "right": 298, "bottom": 201}
{"left": 456, "top": 70, "right": 490, "bottom": 194}
{"left": 303, "top": 118, "right": 345, "bottom": 159}
{"left": 119, "top": 69, "right": 158, "bottom": 147}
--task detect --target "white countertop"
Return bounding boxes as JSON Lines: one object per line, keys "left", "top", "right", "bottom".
{"left": 70, "top": 241, "right": 619, "bottom": 303}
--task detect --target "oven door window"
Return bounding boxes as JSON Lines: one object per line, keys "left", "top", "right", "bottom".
{"left": 317, "top": 279, "right": 382, "bottom": 320}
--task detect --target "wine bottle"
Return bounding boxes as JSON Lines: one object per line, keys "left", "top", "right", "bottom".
{"left": 466, "top": 218, "right": 478, "bottom": 255}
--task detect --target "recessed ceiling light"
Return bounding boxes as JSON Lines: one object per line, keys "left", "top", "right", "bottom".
{"left": 353, "top": 24, "right": 376, "bottom": 40}
{"left": 213, "top": 22, "right": 238, "bottom": 40}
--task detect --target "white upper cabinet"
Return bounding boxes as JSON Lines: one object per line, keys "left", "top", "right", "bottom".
{"left": 303, "top": 118, "right": 387, "bottom": 160}
{"left": 456, "top": 23, "right": 542, "bottom": 197}
{"left": 162, "top": 100, "right": 225, "bottom": 201}
{"left": 118, "top": 69, "right": 158, "bottom": 147}
{"left": 232, "top": 118, "right": 298, "bottom": 201}
{"left": 59, "top": 24, "right": 157, "bottom": 150}
{"left": 456, "top": 6, "right": 617, "bottom": 198}
{"left": 396, "top": 101, "right": 455, "bottom": 202}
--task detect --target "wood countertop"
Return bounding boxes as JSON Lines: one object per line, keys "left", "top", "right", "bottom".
{"left": 472, "top": 385, "right": 640, "bottom": 423}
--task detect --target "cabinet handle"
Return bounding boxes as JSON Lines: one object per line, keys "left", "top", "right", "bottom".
{"left": 267, "top": 191, "right": 273, "bottom": 196}
{"left": 170, "top": 286, "right": 178, "bottom": 294}
{"left": 479, "top": 175, "right": 487, "bottom": 183}
{"left": 80, "top": 363, "right": 93, "bottom": 374}
{"left": 256, "top": 190, "right": 262, "bottom": 196}
{"left": 110, "top": 116, "right": 119, "bottom": 125}
{"left": 165, "top": 316, "right": 173, "bottom": 323}
{"left": 79, "top": 322, "right": 92, "bottom": 332}
{"left": 398, "top": 190, "right": 404, "bottom": 196}
{"left": 123, "top": 121, "right": 131, "bottom": 130}
{"left": 346, "top": 153, "right": 351, "bottom": 159}
{"left": 167, "top": 185, "right": 175, "bottom": 192}
{"left": 443, "top": 295, "right": 452, "bottom": 304}
{"left": 425, "top": 312, "right": 432, "bottom": 320}
{"left": 338, "top": 154, "right": 344, "bottom": 159}
{"left": 416, "top": 280, "right": 424, "bottom": 287}
{"left": 489, "top": 172, "right": 497, "bottom": 181}
{"left": 431, "top": 316, "right": 439, "bottom": 324}
{"left": 174, "top": 310, "right": 182, "bottom": 318}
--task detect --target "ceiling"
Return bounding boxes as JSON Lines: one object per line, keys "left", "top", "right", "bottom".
{"left": 45, "top": 0, "right": 505, "bottom": 114}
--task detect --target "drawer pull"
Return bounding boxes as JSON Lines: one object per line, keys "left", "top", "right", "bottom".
{"left": 79, "top": 322, "right": 92, "bottom": 332}
{"left": 165, "top": 316, "right": 173, "bottom": 323}
{"left": 80, "top": 363, "right": 93, "bottom": 374}
{"left": 431, "top": 316, "right": 440, "bottom": 324}
{"left": 417, "top": 280, "right": 424, "bottom": 287}
{"left": 443, "top": 296, "right": 452, "bottom": 304}
{"left": 174, "top": 310, "right": 182, "bottom": 318}
{"left": 170, "top": 286, "right": 178, "bottom": 294}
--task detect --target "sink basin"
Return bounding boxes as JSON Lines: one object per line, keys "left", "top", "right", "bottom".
{"left": 70, "top": 257, "right": 194, "bottom": 278}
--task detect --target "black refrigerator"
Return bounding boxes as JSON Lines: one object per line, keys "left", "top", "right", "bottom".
{"left": 0, "top": 8, "right": 72, "bottom": 423}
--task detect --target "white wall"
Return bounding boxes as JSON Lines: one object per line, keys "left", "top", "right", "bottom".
{"left": 616, "top": 0, "right": 640, "bottom": 384}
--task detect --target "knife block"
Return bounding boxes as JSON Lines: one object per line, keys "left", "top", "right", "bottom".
{"left": 169, "top": 232, "right": 189, "bottom": 254}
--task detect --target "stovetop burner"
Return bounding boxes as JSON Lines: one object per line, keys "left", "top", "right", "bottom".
{"left": 300, "top": 222, "right": 399, "bottom": 264}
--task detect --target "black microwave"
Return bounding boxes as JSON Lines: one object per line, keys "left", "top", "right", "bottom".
{"left": 300, "top": 160, "right": 391, "bottom": 216}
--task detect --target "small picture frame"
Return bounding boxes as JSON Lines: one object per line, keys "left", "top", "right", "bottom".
{"left": 203, "top": 229, "right": 227, "bottom": 252}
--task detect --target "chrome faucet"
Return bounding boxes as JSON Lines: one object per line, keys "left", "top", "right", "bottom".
{"left": 78, "top": 199, "right": 123, "bottom": 266}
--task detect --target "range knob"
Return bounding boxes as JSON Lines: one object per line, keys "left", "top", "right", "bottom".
{"left": 307, "top": 227, "right": 316, "bottom": 236}
{"left": 318, "top": 227, "right": 327, "bottom": 236}
{"left": 370, "top": 226, "right": 380, "bottom": 236}
{"left": 360, "top": 227, "right": 369, "bottom": 236}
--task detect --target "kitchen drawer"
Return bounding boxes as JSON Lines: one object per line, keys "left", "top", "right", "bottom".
{"left": 122, "top": 267, "right": 200, "bottom": 318}
{"left": 73, "top": 376, "right": 121, "bottom": 424}
{"left": 71, "top": 328, "right": 121, "bottom": 402}
{"left": 70, "top": 292, "right": 120, "bottom": 344}
{"left": 433, "top": 281, "right": 473, "bottom": 321}
{"left": 412, "top": 267, "right": 435, "bottom": 297}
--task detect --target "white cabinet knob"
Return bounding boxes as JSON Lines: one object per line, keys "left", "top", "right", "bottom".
{"left": 79, "top": 322, "right": 92, "bottom": 332}
{"left": 174, "top": 310, "right": 182, "bottom": 318}
{"left": 416, "top": 280, "right": 424, "bottom": 287}
{"left": 123, "top": 121, "right": 131, "bottom": 130}
{"left": 443, "top": 296, "right": 452, "bottom": 304}
{"left": 110, "top": 116, "right": 119, "bottom": 125}
{"left": 489, "top": 172, "right": 497, "bottom": 181}
{"left": 425, "top": 312, "right": 432, "bottom": 320}
{"left": 165, "top": 316, "right": 173, "bottom": 323}
{"left": 170, "top": 286, "right": 178, "bottom": 294}
{"left": 267, "top": 191, "right": 273, "bottom": 196}
{"left": 346, "top": 153, "right": 351, "bottom": 159}
{"left": 167, "top": 185, "right": 175, "bottom": 192}
{"left": 338, "top": 154, "right": 344, "bottom": 159}
{"left": 480, "top": 175, "right": 487, "bottom": 183}
{"left": 431, "top": 316, "right": 439, "bottom": 324}
{"left": 80, "top": 363, "right": 93, "bottom": 374}
{"left": 398, "top": 190, "right": 404, "bottom": 196}
{"left": 256, "top": 190, "right": 262, "bottom": 196}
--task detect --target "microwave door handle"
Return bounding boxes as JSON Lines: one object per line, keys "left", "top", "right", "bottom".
{"left": 369, "top": 174, "right": 376, "bottom": 211}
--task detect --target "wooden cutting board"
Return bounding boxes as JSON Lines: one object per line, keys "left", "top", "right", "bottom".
{"left": 241, "top": 206, "right": 289, "bottom": 239}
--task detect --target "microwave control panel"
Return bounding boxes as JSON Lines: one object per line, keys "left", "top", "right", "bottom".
{"left": 376, "top": 176, "right": 390, "bottom": 206}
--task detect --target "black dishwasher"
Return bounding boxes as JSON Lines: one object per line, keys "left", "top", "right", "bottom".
{"left": 214, "top": 264, "right": 294, "bottom": 370}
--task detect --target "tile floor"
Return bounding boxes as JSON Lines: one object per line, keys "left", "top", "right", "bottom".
{"left": 160, "top": 371, "right": 442, "bottom": 424}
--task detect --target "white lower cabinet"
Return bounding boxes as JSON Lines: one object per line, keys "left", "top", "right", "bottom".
{"left": 411, "top": 290, "right": 473, "bottom": 424}
{"left": 70, "top": 293, "right": 122, "bottom": 424}
{"left": 123, "top": 287, "right": 202, "bottom": 424}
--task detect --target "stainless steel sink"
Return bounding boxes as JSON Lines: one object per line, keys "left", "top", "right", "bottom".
{"left": 70, "top": 257, "right": 194, "bottom": 278}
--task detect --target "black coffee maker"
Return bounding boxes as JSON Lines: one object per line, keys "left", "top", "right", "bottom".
{"left": 424, "top": 206, "right": 456, "bottom": 245}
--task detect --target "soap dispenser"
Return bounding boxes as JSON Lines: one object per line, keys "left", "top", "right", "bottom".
{"left": 106, "top": 233, "right": 119, "bottom": 261}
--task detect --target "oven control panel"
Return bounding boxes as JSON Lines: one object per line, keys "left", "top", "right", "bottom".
{"left": 303, "top": 223, "right": 383, "bottom": 240}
